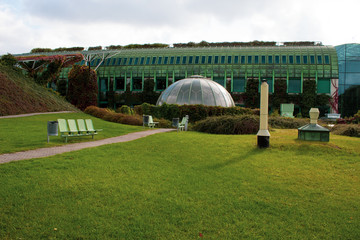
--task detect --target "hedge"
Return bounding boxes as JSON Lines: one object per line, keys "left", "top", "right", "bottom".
{"left": 134, "top": 103, "right": 259, "bottom": 123}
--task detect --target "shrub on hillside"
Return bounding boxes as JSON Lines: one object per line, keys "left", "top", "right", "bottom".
{"left": 116, "top": 105, "right": 134, "bottom": 115}
{"left": 331, "top": 124, "right": 360, "bottom": 137}
{"left": 192, "top": 115, "right": 260, "bottom": 135}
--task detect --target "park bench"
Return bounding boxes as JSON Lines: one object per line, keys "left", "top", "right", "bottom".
{"left": 57, "top": 119, "right": 102, "bottom": 142}
{"left": 177, "top": 117, "right": 188, "bottom": 132}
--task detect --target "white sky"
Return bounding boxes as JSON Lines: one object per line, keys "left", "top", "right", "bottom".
{"left": 0, "top": 0, "right": 359, "bottom": 55}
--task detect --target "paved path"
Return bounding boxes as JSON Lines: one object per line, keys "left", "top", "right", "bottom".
{"left": 0, "top": 128, "right": 175, "bottom": 164}
{"left": 0, "top": 111, "right": 75, "bottom": 119}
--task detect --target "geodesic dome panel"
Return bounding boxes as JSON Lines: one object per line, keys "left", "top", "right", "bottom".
{"left": 156, "top": 76, "right": 235, "bottom": 107}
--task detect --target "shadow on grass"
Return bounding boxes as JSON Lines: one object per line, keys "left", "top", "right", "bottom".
{"left": 207, "top": 147, "right": 263, "bottom": 170}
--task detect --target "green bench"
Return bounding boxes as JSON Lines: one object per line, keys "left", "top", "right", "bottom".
{"left": 58, "top": 119, "right": 102, "bottom": 142}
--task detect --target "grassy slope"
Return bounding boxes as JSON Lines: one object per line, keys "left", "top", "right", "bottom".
{"left": 0, "top": 129, "right": 359, "bottom": 239}
{"left": 0, "top": 65, "right": 78, "bottom": 116}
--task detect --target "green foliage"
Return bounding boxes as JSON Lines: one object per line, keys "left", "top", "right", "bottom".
{"left": 56, "top": 79, "right": 67, "bottom": 96}
{"left": 67, "top": 65, "right": 98, "bottom": 110}
{"left": 35, "top": 60, "right": 63, "bottom": 86}
{"left": 270, "top": 79, "right": 288, "bottom": 109}
{"left": 192, "top": 115, "right": 260, "bottom": 134}
{"left": 31, "top": 47, "right": 84, "bottom": 53}
{"left": 88, "top": 46, "right": 102, "bottom": 51}
{"left": 243, "top": 78, "right": 260, "bottom": 108}
{"left": 331, "top": 124, "right": 360, "bottom": 137}
{"left": 0, "top": 54, "right": 17, "bottom": 67}
{"left": 300, "top": 80, "right": 317, "bottom": 118}
{"left": 116, "top": 105, "right": 134, "bottom": 115}
{"left": 135, "top": 103, "right": 258, "bottom": 122}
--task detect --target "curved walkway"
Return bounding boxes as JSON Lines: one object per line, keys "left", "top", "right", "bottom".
{"left": 0, "top": 128, "right": 175, "bottom": 164}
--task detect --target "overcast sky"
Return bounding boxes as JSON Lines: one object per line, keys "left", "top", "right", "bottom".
{"left": 1, "top": 0, "right": 359, "bottom": 55}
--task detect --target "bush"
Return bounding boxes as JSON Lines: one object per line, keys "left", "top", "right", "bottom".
{"left": 84, "top": 106, "right": 142, "bottom": 126}
{"left": 67, "top": 65, "right": 98, "bottom": 110}
{"left": 116, "top": 105, "right": 133, "bottom": 115}
{"left": 268, "top": 116, "right": 308, "bottom": 129}
{"left": 192, "top": 115, "right": 260, "bottom": 135}
{"left": 331, "top": 124, "right": 360, "bottom": 137}
{"left": 135, "top": 103, "right": 259, "bottom": 122}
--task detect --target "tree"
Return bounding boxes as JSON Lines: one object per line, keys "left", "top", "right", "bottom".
{"left": 67, "top": 65, "right": 98, "bottom": 110}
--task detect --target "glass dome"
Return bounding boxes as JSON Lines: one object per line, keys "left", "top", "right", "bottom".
{"left": 156, "top": 76, "right": 235, "bottom": 107}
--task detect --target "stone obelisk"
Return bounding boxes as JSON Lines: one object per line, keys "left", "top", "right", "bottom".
{"left": 257, "top": 79, "right": 270, "bottom": 148}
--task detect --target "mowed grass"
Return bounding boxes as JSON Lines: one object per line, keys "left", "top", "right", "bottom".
{"left": 0, "top": 129, "right": 359, "bottom": 239}
{"left": 0, "top": 112, "right": 144, "bottom": 154}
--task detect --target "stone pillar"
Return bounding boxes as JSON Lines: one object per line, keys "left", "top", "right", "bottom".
{"left": 257, "top": 80, "right": 270, "bottom": 148}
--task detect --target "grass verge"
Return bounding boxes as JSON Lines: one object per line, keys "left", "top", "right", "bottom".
{"left": 0, "top": 130, "right": 359, "bottom": 239}
{"left": 0, "top": 112, "right": 144, "bottom": 154}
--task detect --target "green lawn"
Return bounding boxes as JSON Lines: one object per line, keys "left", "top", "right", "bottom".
{"left": 0, "top": 112, "right": 144, "bottom": 154}
{"left": 0, "top": 128, "right": 359, "bottom": 239}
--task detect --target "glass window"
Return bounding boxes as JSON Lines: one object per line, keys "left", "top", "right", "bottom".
{"left": 156, "top": 77, "right": 167, "bottom": 91}
{"left": 296, "top": 56, "right": 301, "bottom": 64}
{"left": 158, "top": 57, "right": 162, "bottom": 64}
{"left": 105, "top": 58, "right": 111, "bottom": 66}
{"left": 132, "top": 77, "right": 143, "bottom": 91}
{"left": 317, "top": 79, "right": 330, "bottom": 93}
{"left": 208, "top": 56, "right": 213, "bottom": 64}
{"left": 233, "top": 78, "right": 245, "bottom": 92}
{"left": 275, "top": 56, "right": 280, "bottom": 64}
{"left": 122, "top": 58, "right": 128, "bottom": 65}
{"left": 324, "top": 55, "right": 330, "bottom": 64}
{"left": 134, "top": 58, "right": 139, "bottom": 65}
{"left": 234, "top": 56, "right": 239, "bottom": 64}
{"left": 254, "top": 56, "right": 259, "bottom": 64}
{"left": 146, "top": 57, "right": 150, "bottom": 65}
{"left": 189, "top": 56, "right": 193, "bottom": 64}
{"left": 303, "top": 56, "right": 308, "bottom": 64}
{"left": 170, "top": 56, "right": 174, "bottom": 64}
{"left": 247, "top": 56, "right": 252, "bottom": 64}
{"left": 117, "top": 58, "right": 122, "bottom": 65}
{"left": 214, "top": 56, "right": 219, "bottom": 64}
{"left": 195, "top": 56, "right": 200, "bottom": 64}
{"left": 201, "top": 56, "right": 206, "bottom": 64}
{"left": 115, "top": 77, "right": 125, "bottom": 90}
{"left": 289, "top": 56, "right": 294, "bottom": 64}
{"left": 152, "top": 57, "right": 157, "bottom": 65}
{"left": 317, "top": 55, "right": 322, "bottom": 64}
{"left": 213, "top": 77, "right": 225, "bottom": 87}
{"left": 176, "top": 56, "right": 180, "bottom": 64}
{"left": 128, "top": 58, "right": 133, "bottom": 65}
{"left": 282, "top": 55, "right": 287, "bottom": 64}
{"left": 288, "top": 78, "right": 301, "bottom": 93}
{"left": 241, "top": 56, "right": 245, "bottom": 64}
{"left": 228, "top": 56, "right": 232, "bottom": 64}
{"left": 221, "top": 56, "right": 226, "bottom": 64}
{"left": 112, "top": 58, "right": 117, "bottom": 65}
{"left": 182, "top": 56, "right": 187, "bottom": 64}
{"left": 310, "top": 55, "right": 315, "bottom": 64}
{"left": 261, "top": 56, "right": 266, "bottom": 64}
{"left": 268, "top": 56, "right": 273, "bottom": 64}
{"left": 164, "top": 56, "right": 168, "bottom": 64}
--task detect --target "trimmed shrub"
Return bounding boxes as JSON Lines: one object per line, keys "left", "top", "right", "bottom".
{"left": 192, "top": 115, "right": 260, "bottom": 135}
{"left": 116, "top": 105, "right": 133, "bottom": 115}
{"left": 268, "top": 116, "right": 308, "bottom": 129}
{"left": 331, "top": 124, "right": 360, "bottom": 137}
{"left": 135, "top": 103, "right": 259, "bottom": 122}
{"left": 84, "top": 106, "right": 142, "bottom": 126}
